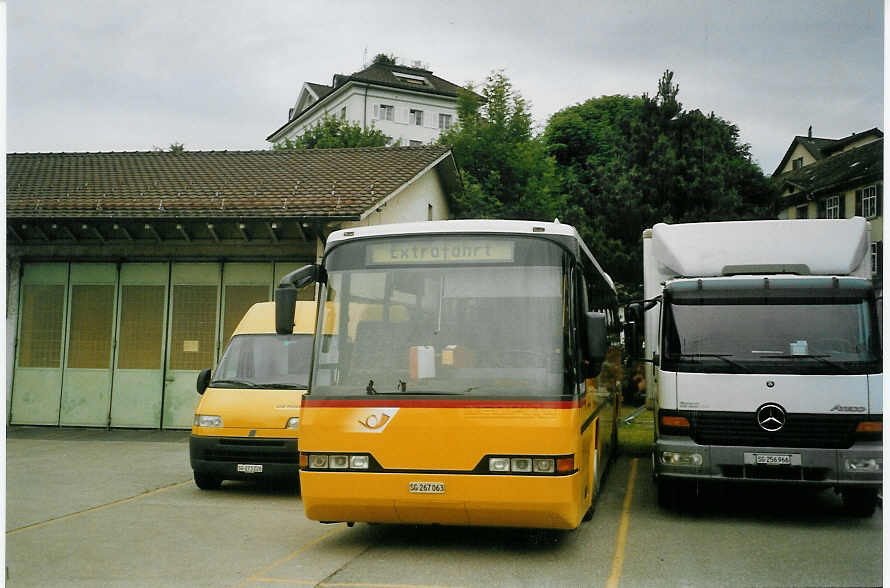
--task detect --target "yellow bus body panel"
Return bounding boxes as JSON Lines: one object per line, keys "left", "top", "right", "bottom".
{"left": 299, "top": 403, "right": 596, "bottom": 529}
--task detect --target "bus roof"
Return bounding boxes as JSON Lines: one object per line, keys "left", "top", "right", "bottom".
{"left": 326, "top": 220, "right": 615, "bottom": 291}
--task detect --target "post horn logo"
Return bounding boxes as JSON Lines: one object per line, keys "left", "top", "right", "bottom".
{"left": 358, "top": 413, "right": 391, "bottom": 430}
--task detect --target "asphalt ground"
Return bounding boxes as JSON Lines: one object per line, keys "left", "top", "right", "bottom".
{"left": 5, "top": 409, "right": 884, "bottom": 587}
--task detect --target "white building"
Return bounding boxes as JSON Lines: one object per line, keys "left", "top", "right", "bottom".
{"left": 267, "top": 62, "right": 478, "bottom": 147}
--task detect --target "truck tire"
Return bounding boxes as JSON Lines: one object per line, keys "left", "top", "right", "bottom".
{"left": 194, "top": 471, "right": 223, "bottom": 490}
{"left": 656, "top": 477, "right": 681, "bottom": 510}
{"left": 841, "top": 487, "right": 878, "bottom": 517}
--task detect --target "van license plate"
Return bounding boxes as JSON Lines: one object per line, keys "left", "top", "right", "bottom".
{"left": 754, "top": 454, "right": 792, "bottom": 466}
{"left": 409, "top": 482, "right": 444, "bottom": 494}
{"left": 237, "top": 464, "right": 263, "bottom": 474}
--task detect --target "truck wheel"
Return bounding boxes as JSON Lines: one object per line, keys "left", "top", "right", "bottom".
{"left": 656, "top": 478, "right": 681, "bottom": 510}
{"left": 194, "top": 472, "right": 223, "bottom": 490}
{"left": 841, "top": 487, "right": 878, "bottom": 517}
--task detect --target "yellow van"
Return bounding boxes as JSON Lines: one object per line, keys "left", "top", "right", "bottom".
{"left": 189, "top": 300, "right": 316, "bottom": 490}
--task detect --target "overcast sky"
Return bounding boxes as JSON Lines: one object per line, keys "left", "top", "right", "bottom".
{"left": 7, "top": 0, "right": 884, "bottom": 173}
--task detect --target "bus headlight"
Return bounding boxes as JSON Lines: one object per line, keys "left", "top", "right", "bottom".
{"left": 489, "top": 457, "right": 510, "bottom": 472}
{"left": 308, "top": 454, "right": 328, "bottom": 469}
{"left": 285, "top": 417, "right": 300, "bottom": 429}
{"left": 485, "top": 455, "right": 573, "bottom": 475}
{"left": 350, "top": 455, "right": 369, "bottom": 469}
{"left": 194, "top": 415, "right": 223, "bottom": 428}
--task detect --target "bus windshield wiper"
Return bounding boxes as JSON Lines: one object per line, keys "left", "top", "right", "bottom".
{"left": 678, "top": 353, "right": 748, "bottom": 372}
{"left": 257, "top": 383, "right": 307, "bottom": 390}
{"left": 758, "top": 354, "right": 850, "bottom": 372}
{"left": 210, "top": 379, "right": 259, "bottom": 388}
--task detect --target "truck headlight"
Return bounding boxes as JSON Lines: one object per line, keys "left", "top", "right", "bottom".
{"left": 194, "top": 415, "right": 223, "bottom": 428}
{"left": 285, "top": 417, "right": 300, "bottom": 429}
{"left": 845, "top": 458, "right": 882, "bottom": 472}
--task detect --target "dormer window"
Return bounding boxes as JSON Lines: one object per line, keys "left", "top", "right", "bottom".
{"left": 792, "top": 157, "right": 804, "bottom": 170}
{"left": 393, "top": 72, "right": 429, "bottom": 87}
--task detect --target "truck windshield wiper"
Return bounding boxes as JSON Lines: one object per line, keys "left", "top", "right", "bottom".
{"left": 758, "top": 354, "right": 850, "bottom": 372}
{"left": 210, "top": 379, "right": 259, "bottom": 388}
{"left": 678, "top": 353, "right": 748, "bottom": 372}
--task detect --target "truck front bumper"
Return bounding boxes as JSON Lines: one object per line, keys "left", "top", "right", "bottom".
{"left": 190, "top": 435, "right": 299, "bottom": 479}
{"left": 654, "top": 436, "right": 882, "bottom": 488}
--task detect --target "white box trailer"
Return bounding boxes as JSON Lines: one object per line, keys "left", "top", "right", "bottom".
{"left": 630, "top": 217, "right": 882, "bottom": 515}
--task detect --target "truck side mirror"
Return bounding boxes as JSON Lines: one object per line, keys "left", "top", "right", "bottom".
{"left": 584, "top": 311, "right": 608, "bottom": 377}
{"left": 276, "top": 264, "right": 322, "bottom": 334}
{"left": 196, "top": 368, "right": 211, "bottom": 395}
{"left": 623, "top": 303, "right": 643, "bottom": 360}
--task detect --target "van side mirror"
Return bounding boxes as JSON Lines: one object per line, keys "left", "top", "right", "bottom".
{"left": 584, "top": 311, "right": 608, "bottom": 377}
{"left": 276, "top": 264, "right": 322, "bottom": 334}
{"left": 196, "top": 368, "right": 211, "bottom": 395}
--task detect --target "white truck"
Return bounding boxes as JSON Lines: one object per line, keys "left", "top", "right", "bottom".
{"left": 627, "top": 217, "right": 882, "bottom": 515}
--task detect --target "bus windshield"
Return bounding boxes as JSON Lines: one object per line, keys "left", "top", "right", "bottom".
{"left": 213, "top": 334, "right": 313, "bottom": 389}
{"left": 311, "top": 236, "right": 570, "bottom": 397}
{"left": 662, "top": 295, "right": 882, "bottom": 375}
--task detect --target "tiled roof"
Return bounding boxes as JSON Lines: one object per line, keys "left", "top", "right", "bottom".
{"left": 8, "top": 145, "right": 456, "bottom": 220}
{"left": 771, "top": 128, "right": 883, "bottom": 177}
{"left": 774, "top": 139, "right": 883, "bottom": 198}
{"left": 305, "top": 82, "right": 333, "bottom": 100}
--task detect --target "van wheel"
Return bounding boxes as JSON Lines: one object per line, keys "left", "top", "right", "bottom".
{"left": 194, "top": 472, "right": 222, "bottom": 490}
{"left": 841, "top": 488, "right": 878, "bottom": 517}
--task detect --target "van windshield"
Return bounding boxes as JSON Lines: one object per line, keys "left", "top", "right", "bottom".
{"left": 213, "top": 334, "right": 313, "bottom": 389}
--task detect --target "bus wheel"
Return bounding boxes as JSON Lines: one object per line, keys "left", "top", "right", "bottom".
{"left": 194, "top": 472, "right": 222, "bottom": 490}
{"left": 582, "top": 499, "right": 595, "bottom": 521}
{"left": 841, "top": 487, "right": 878, "bottom": 517}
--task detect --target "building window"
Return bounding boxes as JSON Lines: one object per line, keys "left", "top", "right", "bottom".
{"left": 438, "top": 114, "right": 452, "bottom": 130}
{"left": 409, "top": 140, "right": 422, "bottom": 146}
{"left": 792, "top": 157, "right": 804, "bottom": 170}
{"left": 340, "top": 106, "right": 347, "bottom": 119}
{"left": 871, "top": 241, "right": 882, "bottom": 275}
{"left": 857, "top": 185, "right": 878, "bottom": 218}
{"left": 376, "top": 104, "right": 394, "bottom": 121}
{"left": 409, "top": 109, "right": 423, "bottom": 126}
{"left": 795, "top": 204, "right": 808, "bottom": 219}
{"left": 428, "top": 203, "right": 434, "bottom": 221}
{"left": 824, "top": 195, "right": 841, "bottom": 219}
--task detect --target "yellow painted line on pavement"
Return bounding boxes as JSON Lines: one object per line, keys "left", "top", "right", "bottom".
{"left": 6, "top": 479, "right": 192, "bottom": 536}
{"left": 606, "top": 457, "right": 638, "bottom": 588}
{"left": 253, "top": 581, "right": 464, "bottom": 588}
{"left": 236, "top": 526, "right": 346, "bottom": 588}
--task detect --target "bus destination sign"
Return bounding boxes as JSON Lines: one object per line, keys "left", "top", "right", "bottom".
{"left": 367, "top": 240, "right": 515, "bottom": 265}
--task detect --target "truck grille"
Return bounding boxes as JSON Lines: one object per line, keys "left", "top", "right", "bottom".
{"left": 691, "top": 412, "right": 860, "bottom": 449}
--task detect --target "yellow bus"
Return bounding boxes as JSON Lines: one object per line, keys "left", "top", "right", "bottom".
{"left": 276, "top": 220, "right": 621, "bottom": 529}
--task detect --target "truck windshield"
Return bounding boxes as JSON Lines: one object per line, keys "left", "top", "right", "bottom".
{"left": 212, "top": 334, "right": 313, "bottom": 389}
{"left": 662, "top": 296, "right": 881, "bottom": 374}
{"left": 311, "top": 235, "right": 569, "bottom": 397}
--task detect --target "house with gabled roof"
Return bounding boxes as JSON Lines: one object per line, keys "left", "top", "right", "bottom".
{"left": 6, "top": 145, "right": 458, "bottom": 430}
{"left": 268, "top": 61, "right": 478, "bottom": 147}
{"left": 771, "top": 127, "right": 882, "bottom": 301}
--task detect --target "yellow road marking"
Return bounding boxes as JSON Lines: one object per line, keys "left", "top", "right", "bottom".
{"left": 235, "top": 526, "right": 346, "bottom": 587}
{"left": 6, "top": 479, "right": 192, "bottom": 536}
{"left": 321, "top": 583, "right": 468, "bottom": 588}
{"left": 606, "top": 458, "right": 638, "bottom": 588}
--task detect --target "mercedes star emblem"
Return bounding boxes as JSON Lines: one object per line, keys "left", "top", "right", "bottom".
{"left": 756, "top": 403, "right": 787, "bottom": 432}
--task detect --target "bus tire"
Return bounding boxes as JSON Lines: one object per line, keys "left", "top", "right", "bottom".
{"left": 841, "top": 487, "right": 878, "bottom": 517}
{"left": 194, "top": 472, "right": 223, "bottom": 490}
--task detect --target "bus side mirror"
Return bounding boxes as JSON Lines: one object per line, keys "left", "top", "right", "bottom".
{"left": 196, "top": 368, "right": 211, "bottom": 395}
{"left": 584, "top": 311, "right": 608, "bottom": 376}
{"left": 276, "top": 264, "right": 322, "bottom": 334}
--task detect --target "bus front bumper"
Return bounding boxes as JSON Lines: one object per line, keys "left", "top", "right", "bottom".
{"left": 654, "top": 437, "right": 882, "bottom": 488}
{"left": 299, "top": 470, "right": 584, "bottom": 529}
{"left": 190, "top": 435, "right": 299, "bottom": 479}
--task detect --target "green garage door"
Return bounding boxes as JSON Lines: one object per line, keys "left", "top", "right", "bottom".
{"left": 220, "top": 263, "right": 273, "bottom": 355}
{"left": 162, "top": 263, "right": 221, "bottom": 429}
{"left": 10, "top": 263, "right": 70, "bottom": 425}
{"left": 59, "top": 263, "right": 118, "bottom": 426}
{"left": 109, "top": 263, "right": 170, "bottom": 428}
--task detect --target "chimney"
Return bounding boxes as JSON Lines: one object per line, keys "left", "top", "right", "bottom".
{"left": 808, "top": 125, "right": 812, "bottom": 138}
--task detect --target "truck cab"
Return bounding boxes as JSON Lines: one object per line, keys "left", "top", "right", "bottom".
{"left": 630, "top": 218, "right": 882, "bottom": 515}
{"left": 189, "top": 301, "right": 315, "bottom": 489}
